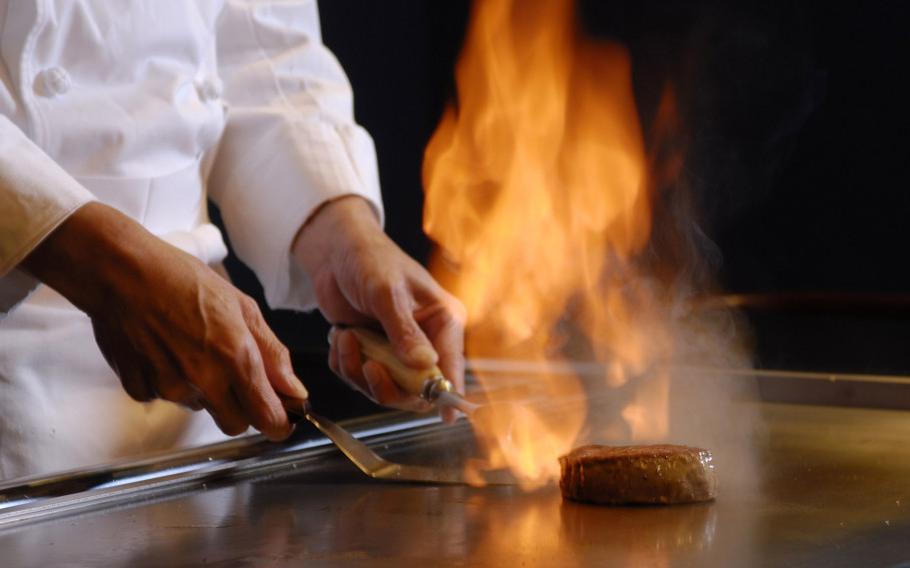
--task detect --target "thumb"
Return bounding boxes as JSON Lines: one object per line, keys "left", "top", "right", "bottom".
{"left": 372, "top": 285, "right": 437, "bottom": 369}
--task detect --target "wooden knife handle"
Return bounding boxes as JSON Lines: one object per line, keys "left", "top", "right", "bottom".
{"left": 340, "top": 326, "right": 445, "bottom": 398}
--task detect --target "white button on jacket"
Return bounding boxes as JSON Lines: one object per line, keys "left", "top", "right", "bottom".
{"left": 0, "top": 0, "right": 384, "bottom": 480}
{"left": 35, "top": 67, "right": 71, "bottom": 97}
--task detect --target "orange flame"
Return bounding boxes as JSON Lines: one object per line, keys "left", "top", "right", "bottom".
{"left": 424, "top": 0, "right": 673, "bottom": 488}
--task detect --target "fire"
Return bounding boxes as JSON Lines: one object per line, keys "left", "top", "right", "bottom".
{"left": 424, "top": 0, "right": 673, "bottom": 488}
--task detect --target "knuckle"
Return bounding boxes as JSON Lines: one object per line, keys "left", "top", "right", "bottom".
{"left": 220, "top": 335, "right": 260, "bottom": 375}
{"left": 366, "top": 280, "right": 393, "bottom": 303}
{"left": 432, "top": 295, "right": 466, "bottom": 328}
{"left": 210, "top": 335, "right": 237, "bottom": 361}
{"left": 449, "top": 298, "right": 468, "bottom": 325}
{"left": 398, "top": 321, "right": 424, "bottom": 343}
{"left": 257, "top": 408, "right": 287, "bottom": 437}
{"left": 368, "top": 279, "right": 408, "bottom": 309}
{"left": 442, "top": 312, "right": 465, "bottom": 339}
{"left": 278, "top": 343, "right": 292, "bottom": 363}
{"left": 239, "top": 294, "right": 261, "bottom": 316}
{"left": 272, "top": 343, "right": 292, "bottom": 369}
{"left": 233, "top": 343, "right": 256, "bottom": 371}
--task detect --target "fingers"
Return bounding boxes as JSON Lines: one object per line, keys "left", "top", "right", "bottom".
{"left": 153, "top": 374, "right": 202, "bottom": 409}
{"left": 327, "top": 278, "right": 466, "bottom": 420}
{"left": 116, "top": 356, "right": 157, "bottom": 403}
{"left": 333, "top": 330, "right": 370, "bottom": 396}
{"left": 419, "top": 307, "right": 466, "bottom": 392}
{"left": 92, "top": 321, "right": 157, "bottom": 403}
{"left": 328, "top": 328, "right": 430, "bottom": 412}
{"left": 241, "top": 297, "right": 308, "bottom": 401}
{"left": 142, "top": 334, "right": 205, "bottom": 409}
{"left": 225, "top": 336, "right": 290, "bottom": 441}
{"left": 233, "top": 297, "right": 300, "bottom": 441}
{"left": 328, "top": 327, "right": 340, "bottom": 376}
{"left": 199, "top": 384, "right": 249, "bottom": 436}
{"left": 112, "top": 298, "right": 296, "bottom": 441}
{"left": 87, "top": 243, "right": 303, "bottom": 442}
{"left": 435, "top": 317, "right": 465, "bottom": 424}
{"left": 362, "top": 361, "right": 431, "bottom": 412}
{"left": 331, "top": 328, "right": 369, "bottom": 395}
{"left": 94, "top": 317, "right": 201, "bottom": 408}
{"left": 127, "top": 332, "right": 260, "bottom": 438}
{"left": 369, "top": 283, "right": 438, "bottom": 369}
{"left": 313, "top": 277, "right": 374, "bottom": 329}
{"left": 412, "top": 289, "right": 466, "bottom": 424}
{"left": 191, "top": 333, "right": 283, "bottom": 440}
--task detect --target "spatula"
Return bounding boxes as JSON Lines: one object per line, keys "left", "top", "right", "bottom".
{"left": 281, "top": 397, "right": 487, "bottom": 483}
{"left": 281, "top": 327, "right": 512, "bottom": 484}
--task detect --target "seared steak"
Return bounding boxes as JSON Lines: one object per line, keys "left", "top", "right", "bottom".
{"left": 559, "top": 444, "right": 717, "bottom": 505}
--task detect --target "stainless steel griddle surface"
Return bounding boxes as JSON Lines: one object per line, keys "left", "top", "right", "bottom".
{"left": 1, "top": 401, "right": 908, "bottom": 567}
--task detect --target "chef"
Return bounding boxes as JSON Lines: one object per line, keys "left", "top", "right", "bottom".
{"left": 0, "top": 0, "right": 465, "bottom": 480}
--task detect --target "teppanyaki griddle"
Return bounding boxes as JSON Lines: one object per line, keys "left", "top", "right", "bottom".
{"left": 0, "top": 364, "right": 908, "bottom": 567}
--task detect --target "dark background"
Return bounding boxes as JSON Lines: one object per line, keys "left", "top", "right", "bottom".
{"left": 214, "top": 1, "right": 910, "bottom": 413}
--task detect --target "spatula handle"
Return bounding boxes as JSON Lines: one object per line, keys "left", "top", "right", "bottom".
{"left": 341, "top": 326, "right": 449, "bottom": 399}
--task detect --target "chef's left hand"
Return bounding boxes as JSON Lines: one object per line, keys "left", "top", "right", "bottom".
{"left": 293, "top": 196, "right": 465, "bottom": 422}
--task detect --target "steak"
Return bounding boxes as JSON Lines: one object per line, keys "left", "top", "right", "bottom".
{"left": 559, "top": 444, "right": 717, "bottom": 505}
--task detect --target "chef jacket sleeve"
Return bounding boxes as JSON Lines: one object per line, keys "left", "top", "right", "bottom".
{"left": 209, "top": 0, "right": 384, "bottom": 312}
{"left": 0, "top": 116, "right": 96, "bottom": 316}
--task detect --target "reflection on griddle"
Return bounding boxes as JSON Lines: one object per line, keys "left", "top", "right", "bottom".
{"left": 560, "top": 500, "right": 716, "bottom": 554}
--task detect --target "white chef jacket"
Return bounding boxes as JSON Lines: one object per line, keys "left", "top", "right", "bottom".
{"left": 0, "top": 0, "right": 383, "bottom": 480}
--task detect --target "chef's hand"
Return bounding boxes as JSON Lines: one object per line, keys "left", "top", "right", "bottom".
{"left": 22, "top": 202, "right": 307, "bottom": 441}
{"left": 293, "top": 196, "right": 466, "bottom": 422}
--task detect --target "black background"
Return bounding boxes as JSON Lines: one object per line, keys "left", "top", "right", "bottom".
{"left": 215, "top": 1, "right": 910, "bottom": 411}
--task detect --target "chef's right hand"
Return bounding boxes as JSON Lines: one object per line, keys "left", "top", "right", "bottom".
{"left": 21, "top": 202, "right": 306, "bottom": 441}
